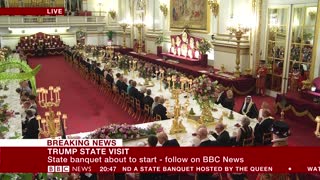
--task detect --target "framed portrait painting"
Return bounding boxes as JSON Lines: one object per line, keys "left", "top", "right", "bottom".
{"left": 170, "top": 0, "right": 210, "bottom": 32}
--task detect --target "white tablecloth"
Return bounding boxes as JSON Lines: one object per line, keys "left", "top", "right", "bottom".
{"left": 0, "top": 69, "right": 23, "bottom": 139}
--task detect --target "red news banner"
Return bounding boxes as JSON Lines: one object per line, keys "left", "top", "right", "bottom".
{"left": 0, "top": 139, "right": 320, "bottom": 173}
{"left": 0, "top": 8, "right": 64, "bottom": 16}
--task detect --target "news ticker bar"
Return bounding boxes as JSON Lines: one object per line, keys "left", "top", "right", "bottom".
{"left": 0, "top": 139, "right": 123, "bottom": 147}
{"left": 0, "top": 8, "right": 64, "bottom": 15}
{"left": 0, "top": 146, "right": 320, "bottom": 173}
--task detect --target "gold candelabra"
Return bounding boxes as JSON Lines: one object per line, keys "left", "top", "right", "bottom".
{"left": 130, "top": 59, "right": 137, "bottom": 78}
{"left": 315, "top": 116, "right": 320, "bottom": 138}
{"left": 119, "top": 23, "right": 129, "bottom": 48}
{"left": 108, "top": 10, "right": 117, "bottom": 20}
{"left": 169, "top": 89, "right": 186, "bottom": 134}
{"left": 134, "top": 23, "right": 145, "bottom": 54}
{"left": 36, "top": 86, "right": 67, "bottom": 139}
{"left": 227, "top": 24, "right": 250, "bottom": 77}
{"left": 158, "top": 69, "right": 164, "bottom": 92}
{"left": 208, "top": 0, "right": 219, "bottom": 17}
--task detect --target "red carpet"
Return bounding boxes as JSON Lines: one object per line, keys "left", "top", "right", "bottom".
{"left": 29, "top": 55, "right": 319, "bottom": 146}
{"left": 28, "top": 55, "right": 134, "bottom": 134}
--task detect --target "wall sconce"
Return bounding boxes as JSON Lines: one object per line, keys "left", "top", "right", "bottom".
{"left": 160, "top": 4, "right": 168, "bottom": 17}
{"left": 208, "top": 0, "right": 219, "bottom": 17}
{"left": 315, "top": 116, "right": 320, "bottom": 138}
{"left": 108, "top": 10, "right": 117, "bottom": 20}
{"left": 309, "top": 11, "right": 317, "bottom": 19}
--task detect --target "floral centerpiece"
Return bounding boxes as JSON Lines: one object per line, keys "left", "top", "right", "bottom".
{"left": 0, "top": 103, "right": 13, "bottom": 138}
{"left": 0, "top": 103, "right": 13, "bottom": 123}
{"left": 192, "top": 75, "right": 218, "bottom": 106}
{"left": 192, "top": 75, "right": 218, "bottom": 123}
{"left": 87, "top": 123, "right": 164, "bottom": 141}
{"left": 198, "top": 39, "right": 213, "bottom": 55}
{"left": 147, "top": 123, "right": 164, "bottom": 135}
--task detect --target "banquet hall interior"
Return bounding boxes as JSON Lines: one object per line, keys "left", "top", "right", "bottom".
{"left": 0, "top": 0, "right": 320, "bottom": 179}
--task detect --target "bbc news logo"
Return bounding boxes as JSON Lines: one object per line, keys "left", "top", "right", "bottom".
{"left": 48, "top": 166, "right": 70, "bottom": 172}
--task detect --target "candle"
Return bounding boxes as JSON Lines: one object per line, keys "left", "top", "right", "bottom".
{"left": 41, "top": 89, "right": 44, "bottom": 103}
{"left": 54, "top": 89, "right": 58, "bottom": 102}
{"left": 36, "top": 89, "right": 41, "bottom": 102}
{"left": 49, "top": 86, "right": 53, "bottom": 101}
{"left": 44, "top": 90, "right": 48, "bottom": 103}
{"left": 57, "top": 89, "right": 60, "bottom": 101}
{"left": 49, "top": 89, "right": 53, "bottom": 101}
{"left": 36, "top": 115, "right": 41, "bottom": 132}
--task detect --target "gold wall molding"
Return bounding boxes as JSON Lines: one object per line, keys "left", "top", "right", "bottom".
{"left": 213, "top": 42, "right": 250, "bottom": 55}
{"left": 254, "top": 0, "right": 263, "bottom": 74}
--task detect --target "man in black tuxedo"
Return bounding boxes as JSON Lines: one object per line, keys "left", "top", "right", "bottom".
{"left": 215, "top": 85, "right": 226, "bottom": 105}
{"left": 105, "top": 69, "right": 114, "bottom": 87}
{"left": 157, "top": 132, "right": 180, "bottom": 147}
{"left": 197, "top": 127, "right": 215, "bottom": 180}
{"left": 137, "top": 87, "right": 146, "bottom": 109}
{"left": 94, "top": 63, "right": 103, "bottom": 84}
{"left": 143, "top": 89, "right": 154, "bottom": 113}
{"left": 23, "top": 109, "right": 39, "bottom": 139}
{"left": 129, "top": 81, "right": 139, "bottom": 99}
{"left": 197, "top": 127, "right": 213, "bottom": 147}
{"left": 115, "top": 73, "right": 123, "bottom": 93}
{"left": 152, "top": 97, "right": 168, "bottom": 120}
{"left": 254, "top": 109, "right": 274, "bottom": 145}
{"left": 121, "top": 78, "right": 128, "bottom": 93}
{"left": 210, "top": 123, "right": 230, "bottom": 146}
{"left": 239, "top": 96, "right": 259, "bottom": 119}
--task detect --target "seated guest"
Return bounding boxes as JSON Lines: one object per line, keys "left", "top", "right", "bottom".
{"left": 235, "top": 116, "right": 254, "bottom": 146}
{"left": 95, "top": 63, "right": 103, "bottom": 84}
{"left": 197, "top": 127, "right": 213, "bottom": 147}
{"left": 151, "top": 96, "right": 160, "bottom": 115}
{"left": 254, "top": 109, "right": 274, "bottom": 145}
{"left": 95, "top": 63, "right": 103, "bottom": 75}
{"left": 127, "top": 80, "right": 133, "bottom": 94}
{"left": 22, "top": 109, "right": 39, "bottom": 139}
{"left": 197, "top": 127, "right": 215, "bottom": 180}
{"left": 105, "top": 69, "right": 114, "bottom": 87}
{"left": 140, "top": 136, "right": 163, "bottom": 180}
{"left": 19, "top": 91, "right": 29, "bottom": 105}
{"left": 21, "top": 80, "right": 32, "bottom": 95}
{"left": 153, "top": 97, "right": 168, "bottom": 120}
{"left": 22, "top": 101, "right": 36, "bottom": 114}
{"left": 239, "top": 96, "right": 259, "bottom": 119}
{"left": 157, "top": 132, "right": 180, "bottom": 147}
{"left": 210, "top": 123, "right": 230, "bottom": 146}
{"left": 258, "top": 101, "right": 269, "bottom": 121}
{"left": 129, "top": 81, "right": 139, "bottom": 99}
{"left": 137, "top": 87, "right": 146, "bottom": 108}
{"left": 121, "top": 78, "right": 128, "bottom": 93}
{"left": 115, "top": 73, "right": 123, "bottom": 93}
{"left": 215, "top": 85, "right": 226, "bottom": 105}
{"left": 222, "top": 89, "right": 235, "bottom": 110}
{"left": 147, "top": 135, "right": 158, "bottom": 147}
{"left": 143, "top": 89, "right": 154, "bottom": 113}
{"left": 28, "top": 95, "right": 38, "bottom": 113}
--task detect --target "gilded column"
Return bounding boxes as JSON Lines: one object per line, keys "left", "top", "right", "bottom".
{"left": 253, "top": 0, "right": 263, "bottom": 75}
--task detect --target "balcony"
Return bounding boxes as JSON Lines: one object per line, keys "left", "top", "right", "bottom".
{"left": 0, "top": 14, "right": 106, "bottom": 28}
